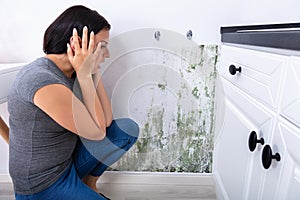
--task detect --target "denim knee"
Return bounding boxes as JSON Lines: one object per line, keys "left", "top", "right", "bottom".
{"left": 113, "top": 118, "right": 140, "bottom": 140}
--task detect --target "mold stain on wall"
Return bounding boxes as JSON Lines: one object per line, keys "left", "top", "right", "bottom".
{"left": 110, "top": 44, "right": 219, "bottom": 173}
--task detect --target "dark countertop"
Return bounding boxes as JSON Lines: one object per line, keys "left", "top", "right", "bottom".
{"left": 221, "top": 23, "right": 300, "bottom": 51}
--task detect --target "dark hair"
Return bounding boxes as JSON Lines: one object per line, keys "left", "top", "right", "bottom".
{"left": 43, "top": 5, "right": 111, "bottom": 54}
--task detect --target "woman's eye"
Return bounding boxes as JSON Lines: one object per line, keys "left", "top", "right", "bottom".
{"left": 99, "top": 41, "right": 108, "bottom": 49}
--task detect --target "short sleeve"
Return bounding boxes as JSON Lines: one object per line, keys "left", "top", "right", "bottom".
{"left": 16, "top": 67, "right": 65, "bottom": 103}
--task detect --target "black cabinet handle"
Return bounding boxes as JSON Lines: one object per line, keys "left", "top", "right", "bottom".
{"left": 262, "top": 145, "right": 281, "bottom": 169}
{"left": 248, "top": 131, "right": 264, "bottom": 152}
{"left": 229, "top": 64, "right": 242, "bottom": 75}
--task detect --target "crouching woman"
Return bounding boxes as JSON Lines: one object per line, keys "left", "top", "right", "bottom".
{"left": 6, "top": 5, "right": 139, "bottom": 200}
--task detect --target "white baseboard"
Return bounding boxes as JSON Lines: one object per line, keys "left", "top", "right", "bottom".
{"left": 1, "top": 172, "right": 214, "bottom": 186}
{"left": 98, "top": 171, "right": 214, "bottom": 186}
{"left": 0, "top": 174, "right": 11, "bottom": 183}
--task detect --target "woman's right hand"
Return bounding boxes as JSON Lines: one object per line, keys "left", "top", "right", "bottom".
{"left": 67, "top": 26, "right": 103, "bottom": 78}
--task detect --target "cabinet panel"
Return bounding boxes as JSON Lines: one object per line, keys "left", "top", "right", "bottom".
{"left": 260, "top": 120, "right": 285, "bottom": 200}
{"left": 214, "top": 100, "right": 252, "bottom": 200}
{"left": 213, "top": 78, "right": 275, "bottom": 200}
{"left": 275, "top": 121, "right": 300, "bottom": 200}
{"left": 221, "top": 78, "right": 275, "bottom": 141}
{"left": 218, "top": 45, "right": 286, "bottom": 109}
{"left": 280, "top": 56, "right": 300, "bottom": 128}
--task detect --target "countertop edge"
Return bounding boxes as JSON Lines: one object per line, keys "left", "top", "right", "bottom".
{"left": 221, "top": 23, "right": 300, "bottom": 51}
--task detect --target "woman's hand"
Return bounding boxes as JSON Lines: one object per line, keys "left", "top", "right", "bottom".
{"left": 67, "top": 26, "right": 104, "bottom": 79}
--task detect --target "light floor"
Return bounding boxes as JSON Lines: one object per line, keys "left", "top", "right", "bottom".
{"left": 0, "top": 182, "right": 216, "bottom": 200}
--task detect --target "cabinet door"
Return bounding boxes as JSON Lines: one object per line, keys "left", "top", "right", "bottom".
{"left": 280, "top": 56, "right": 300, "bottom": 127}
{"left": 218, "top": 45, "right": 286, "bottom": 110}
{"left": 213, "top": 78, "right": 274, "bottom": 200}
{"left": 273, "top": 120, "right": 300, "bottom": 200}
{"left": 277, "top": 56, "right": 300, "bottom": 199}
{"left": 213, "top": 99, "right": 251, "bottom": 200}
{"left": 258, "top": 120, "right": 284, "bottom": 200}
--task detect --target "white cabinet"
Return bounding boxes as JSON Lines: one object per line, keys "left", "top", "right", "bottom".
{"left": 0, "top": 64, "right": 24, "bottom": 103}
{"left": 213, "top": 45, "right": 300, "bottom": 200}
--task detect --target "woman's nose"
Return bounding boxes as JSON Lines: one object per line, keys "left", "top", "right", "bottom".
{"left": 105, "top": 48, "right": 110, "bottom": 58}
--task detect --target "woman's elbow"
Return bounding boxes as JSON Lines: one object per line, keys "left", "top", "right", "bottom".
{"left": 97, "top": 128, "right": 106, "bottom": 140}
{"left": 106, "top": 118, "right": 113, "bottom": 127}
{"left": 87, "top": 128, "right": 106, "bottom": 141}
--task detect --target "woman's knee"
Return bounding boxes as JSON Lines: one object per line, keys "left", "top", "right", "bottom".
{"left": 113, "top": 118, "right": 140, "bottom": 139}
{"left": 106, "top": 118, "right": 139, "bottom": 150}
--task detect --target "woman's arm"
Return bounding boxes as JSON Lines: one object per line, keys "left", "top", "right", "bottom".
{"left": 0, "top": 116, "right": 9, "bottom": 144}
{"left": 76, "top": 75, "right": 107, "bottom": 137}
{"left": 34, "top": 27, "right": 107, "bottom": 141}
{"left": 34, "top": 83, "right": 106, "bottom": 141}
{"left": 93, "top": 73, "right": 113, "bottom": 127}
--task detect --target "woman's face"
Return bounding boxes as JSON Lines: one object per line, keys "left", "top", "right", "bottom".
{"left": 92, "top": 29, "right": 110, "bottom": 74}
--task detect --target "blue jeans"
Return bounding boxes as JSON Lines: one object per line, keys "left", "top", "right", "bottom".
{"left": 15, "top": 118, "right": 139, "bottom": 200}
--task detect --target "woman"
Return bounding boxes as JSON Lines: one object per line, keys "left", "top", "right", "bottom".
{"left": 7, "top": 5, "right": 139, "bottom": 200}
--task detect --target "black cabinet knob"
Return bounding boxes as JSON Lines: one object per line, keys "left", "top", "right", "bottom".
{"left": 262, "top": 145, "right": 281, "bottom": 169}
{"left": 248, "top": 131, "right": 264, "bottom": 152}
{"left": 229, "top": 64, "right": 242, "bottom": 75}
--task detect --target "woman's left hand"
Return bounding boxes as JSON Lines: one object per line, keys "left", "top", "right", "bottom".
{"left": 67, "top": 26, "right": 104, "bottom": 78}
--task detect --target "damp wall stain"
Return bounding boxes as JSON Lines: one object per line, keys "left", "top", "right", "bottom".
{"left": 110, "top": 44, "right": 219, "bottom": 173}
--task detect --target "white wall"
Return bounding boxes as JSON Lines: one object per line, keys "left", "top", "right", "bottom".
{"left": 1, "top": 0, "right": 299, "bottom": 63}
{"left": 1, "top": 0, "right": 300, "bottom": 175}
{"left": 0, "top": 103, "right": 9, "bottom": 175}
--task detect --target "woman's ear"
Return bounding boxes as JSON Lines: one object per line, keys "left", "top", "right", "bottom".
{"left": 70, "top": 37, "right": 76, "bottom": 52}
{"left": 70, "top": 36, "right": 82, "bottom": 51}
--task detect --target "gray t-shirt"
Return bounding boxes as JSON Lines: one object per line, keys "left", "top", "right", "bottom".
{"left": 8, "top": 57, "right": 78, "bottom": 195}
